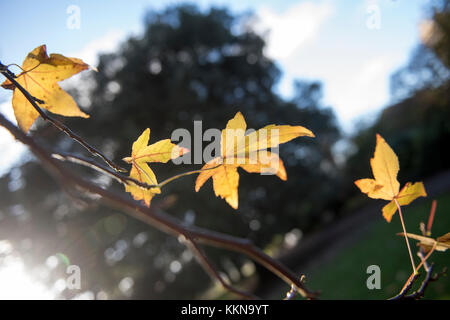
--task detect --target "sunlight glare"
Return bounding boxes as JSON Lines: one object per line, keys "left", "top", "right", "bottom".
{"left": 0, "top": 256, "right": 55, "bottom": 299}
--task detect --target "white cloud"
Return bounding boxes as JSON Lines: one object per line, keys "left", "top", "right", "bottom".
{"left": 254, "top": 1, "right": 416, "bottom": 132}
{"left": 63, "top": 28, "right": 143, "bottom": 107}
{"left": 253, "top": 1, "right": 333, "bottom": 60}
{"left": 276, "top": 51, "right": 400, "bottom": 132}
{"left": 325, "top": 56, "right": 397, "bottom": 129}
{"left": 69, "top": 29, "right": 127, "bottom": 68}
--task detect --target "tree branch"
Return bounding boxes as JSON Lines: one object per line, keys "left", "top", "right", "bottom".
{"left": 390, "top": 239, "right": 440, "bottom": 300}
{"left": 183, "top": 238, "right": 260, "bottom": 299}
{"left": 389, "top": 273, "right": 420, "bottom": 300}
{"left": 0, "top": 113, "right": 318, "bottom": 299}
{"left": 405, "top": 265, "right": 446, "bottom": 300}
{"left": 52, "top": 152, "right": 222, "bottom": 190}
{"left": 391, "top": 264, "right": 447, "bottom": 300}
{"left": 52, "top": 152, "right": 154, "bottom": 189}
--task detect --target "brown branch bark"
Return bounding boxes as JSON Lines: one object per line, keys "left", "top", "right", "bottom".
{"left": 52, "top": 152, "right": 154, "bottom": 189}
{"left": 183, "top": 238, "right": 259, "bottom": 299}
{"left": 390, "top": 264, "right": 447, "bottom": 300}
{"left": 0, "top": 113, "right": 318, "bottom": 299}
{"left": 406, "top": 265, "right": 446, "bottom": 300}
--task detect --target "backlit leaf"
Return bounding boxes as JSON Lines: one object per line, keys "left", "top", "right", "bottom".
{"left": 355, "top": 134, "right": 427, "bottom": 222}
{"left": 1, "top": 45, "right": 90, "bottom": 132}
{"left": 195, "top": 112, "right": 314, "bottom": 209}
{"left": 123, "top": 128, "right": 188, "bottom": 206}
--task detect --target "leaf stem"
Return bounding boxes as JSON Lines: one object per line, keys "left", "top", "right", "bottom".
{"left": 394, "top": 198, "right": 417, "bottom": 274}
{"left": 157, "top": 164, "right": 221, "bottom": 188}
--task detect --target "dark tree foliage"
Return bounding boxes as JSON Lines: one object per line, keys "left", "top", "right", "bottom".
{"left": 390, "top": 0, "right": 450, "bottom": 103}
{"left": 427, "top": 0, "right": 450, "bottom": 68}
{"left": 0, "top": 4, "right": 341, "bottom": 299}
{"left": 390, "top": 45, "right": 449, "bottom": 103}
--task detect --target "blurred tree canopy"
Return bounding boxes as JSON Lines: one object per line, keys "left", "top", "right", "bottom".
{"left": 0, "top": 4, "right": 342, "bottom": 299}
{"left": 427, "top": 0, "right": 450, "bottom": 69}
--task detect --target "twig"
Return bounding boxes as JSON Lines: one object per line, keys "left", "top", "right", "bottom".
{"left": 427, "top": 200, "right": 437, "bottom": 236}
{"left": 183, "top": 238, "right": 259, "bottom": 299}
{"left": 399, "top": 264, "right": 447, "bottom": 300}
{"left": 283, "top": 275, "right": 305, "bottom": 300}
{"left": 284, "top": 285, "right": 297, "bottom": 300}
{"left": 419, "top": 202, "right": 437, "bottom": 272}
{"left": 418, "top": 250, "right": 431, "bottom": 273}
{"left": 389, "top": 273, "right": 420, "bottom": 300}
{"left": 0, "top": 61, "right": 17, "bottom": 80}
{"left": 406, "top": 264, "right": 435, "bottom": 300}
{"left": 0, "top": 113, "right": 318, "bottom": 299}
{"left": 390, "top": 241, "right": 437, "bottom": 299}
{"left": 52, "top": 152, "right": 154, "bottom": 189}
{"left": 52, "top": 152, "right": 221, "bottom": 190}
{"left": 394, "top": 199, "right": 441, "bottom": 299}
{"left": 0, "top": 62, "right": 126, "bottom": 173}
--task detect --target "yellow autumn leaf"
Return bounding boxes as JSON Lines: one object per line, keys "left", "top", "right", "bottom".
{"left": 240, "top": 151, "right": 287, "bottom": 180}
{"left": 382, "top": 182, "right": 427, "bottom": 222}
{"left": 1, "top": 45, "right": 90, "bottom": 132}
{"left": 195, "top": 112, "right": 314, "bottom": 209}
{"left": 243, "top": 125, "right": 314, "bottom": 155}
{"left": 195, "top": 157, "right": 242, "bottom": 209}
{"left": 354, "top": 134, "right": 427, "bottom": 222}
{"left": 123, "top": 128, "right": 188, "bottom": 207}
{"left": 354, "top": 134, "right": 399, "bottom": 200}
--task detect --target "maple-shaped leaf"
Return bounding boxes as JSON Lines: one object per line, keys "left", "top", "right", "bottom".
{"left": 355, "top": 134, "right": 427, "bottom": 222}
{"left": 397, "top": 232, "right": 450, "bottom": 252}
{"left": 1, "top": 45, "right": 90, "bottom": 132}
{"left": 195, "top": 112, "right": 314, "bottom": 209}
{"left": 123, "top": 128, "right": 188, "bottom": 207}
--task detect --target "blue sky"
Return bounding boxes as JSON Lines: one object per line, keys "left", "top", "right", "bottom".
{"left": 0, "top": 0, "right": 432, "bottom": 173}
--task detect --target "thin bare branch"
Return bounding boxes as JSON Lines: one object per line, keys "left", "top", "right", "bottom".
{"left": 407, "top": 265, "right": 447, "bottom": 300}
{"left": 393, "top": 264, "right": 447, "bottom": 300}
{"left": 283, "top": 275, "right": 306, "bottom": 300}
{"left": 183, "top": 238, "right": 259, "bottom": 300}
{"left": 390, "top": 239, "right": 438, "bottom": 300}
{"left": 389, "top": 273, "right": 420, "bottom": 300}
{"left": 427, "top": 200, "right": 437, "bottom": 236}
{"left": 52, "top": 152, "right": 154, "bottom": 189}
{"left": 52, "top": 152, "right": 221, "bottom": 190}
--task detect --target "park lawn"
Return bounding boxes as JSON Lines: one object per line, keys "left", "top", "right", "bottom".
{"left": 306, "top": 193, "right": 450, "bottom": 300}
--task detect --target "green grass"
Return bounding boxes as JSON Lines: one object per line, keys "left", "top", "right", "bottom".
{"left": 306, "top": 193, "right": 450, "bottom": 300}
